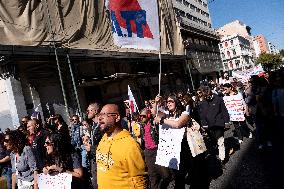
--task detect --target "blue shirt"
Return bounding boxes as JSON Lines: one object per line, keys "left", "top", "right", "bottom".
{"left": 11, "top": 146, "right": 37, "bottom": 182}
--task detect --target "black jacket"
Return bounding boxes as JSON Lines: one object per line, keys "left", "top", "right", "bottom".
{"left": 198, "top": 94, "right": 230, "bottom": 128}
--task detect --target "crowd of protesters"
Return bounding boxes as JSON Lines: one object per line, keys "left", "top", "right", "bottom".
{"left": 0, "top": 69, "right": 283, "bottom": 189}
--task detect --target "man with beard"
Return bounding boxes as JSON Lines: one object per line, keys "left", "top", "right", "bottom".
{"left": 84, "top": 102, "right": 103, "bottom": 189}
{"left": 96, "top": 104, "right": 147, "bottom": 189}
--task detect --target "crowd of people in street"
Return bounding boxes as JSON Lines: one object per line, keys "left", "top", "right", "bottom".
{"left": 0, "top": 69, "right": 283, "bottom": 189}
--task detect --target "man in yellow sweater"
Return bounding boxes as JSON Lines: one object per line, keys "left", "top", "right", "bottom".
{"left": 96, "top": 104, "right": 147, "bottom": 189}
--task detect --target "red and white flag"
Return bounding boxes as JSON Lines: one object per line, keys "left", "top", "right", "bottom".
{"left": 108, "top": 0, "right": 160, "bottom": 51}
{"left": 128, "top": 85, "right": 139, "bottom": 114}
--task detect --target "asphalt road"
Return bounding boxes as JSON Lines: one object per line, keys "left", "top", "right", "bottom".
{"left": 184, "top": 123, "right": 281, "bottom": 189}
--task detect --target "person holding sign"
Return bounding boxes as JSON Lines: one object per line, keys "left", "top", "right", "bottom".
{"left": 154, "top": 93, "right": 192, "bottom": 189}
{"left": 42, "top": 133, "right": 83, "bottom": 189}
{"left": 223, "top": 83, "right": 252, "bottom": 144}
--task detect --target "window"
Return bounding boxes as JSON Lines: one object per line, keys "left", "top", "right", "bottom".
{"left": 219, "top": 43, "right": 223, "bottom": 48}
{"left": 198, "top": 0, "right": 202, "bottom": 5}
{"left": 203, "top": 40, "right": 208, "bottom": 46}
{"left": 233, "top": 49, "right": 236, "bottom": 55}
{"left": 221, "top": 53, "right": 225, "bottom": 58}
{"left": 186, "top": 13, "right": 193, "bottom": 20}
{"left": 187, "top": 37, "right": 193, "bottom": 43}
{"left": 203, "top": 2, "right": 208, "bottom": 7}
{"left": 227, "top": 51, "right": 231, "bottom": 57}
{"left": 194, "top": 38, "right": 199, "bottom": 44}
{"left": 196, "top": 8, "right": 201, "bottom": 13}
{"left": 225, "top": 42, "right": 228, "bottom": 47}
{"left": 235, "top": 60, "right": 240, "bottom": 68}
{"left": 200, "top": 40, "right": 205, "bottom": 45}
{"left": 230, "top": 40, "right": 233, "bottom": 45}
{"left": 208, "top": 23, "right": 211, "bottom": 28}
{"left": 180, "top": 10, "right": 185, "bottom": 17}
{"left": 183, "top": 0, "right": 190, "bottom": 6}
{"left": 229, "top": 61, "right": 233, "bottom": 68}
{"left": 190, "top": 4, "right": 195, "bottom": 10}
{"left": 193, "top": 17, "right": 198, "bottom": 22}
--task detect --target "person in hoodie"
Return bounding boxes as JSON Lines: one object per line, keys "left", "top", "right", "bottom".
{"left": 96, "top": 104, "right": 147, "bottom": 189}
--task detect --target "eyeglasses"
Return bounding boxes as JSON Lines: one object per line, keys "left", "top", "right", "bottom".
{"left": 167, "top": 100, "right": 175, "bottom": 103}
{"left": 97, "top": 112, "right": 118, "bottom": 117}
{"left": 44, "top": 141, "right": 53, "bottom": 146}
{"left": 139, "top": 115, "right": 147, "bottom": 118}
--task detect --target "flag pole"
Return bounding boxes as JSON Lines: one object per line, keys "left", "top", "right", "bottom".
{"left": 157, "top": 0, "right": 162, "bottom": 96}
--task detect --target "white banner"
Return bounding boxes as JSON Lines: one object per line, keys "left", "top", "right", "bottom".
{"left": 223, "top": 94, "right": 246, "bottom": 121}
{"left": 108, "top": 0, "right": 160, "bottom": 50}
{"left": 155, "top": 124, "right": 185, "bottom": 170}
{"left": 37, "top": 173, "right": 72, "bottom": 189}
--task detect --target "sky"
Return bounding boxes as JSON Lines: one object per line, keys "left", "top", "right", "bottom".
{"left": 208, "top": 0, "right": 284, "bottom": 50}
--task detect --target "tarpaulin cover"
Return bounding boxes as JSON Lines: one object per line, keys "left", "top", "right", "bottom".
{"left": 0, "top": 0, "right": 183, "bottom": 55}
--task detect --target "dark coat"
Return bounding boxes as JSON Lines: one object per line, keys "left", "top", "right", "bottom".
{"left": 198, "top": 94, "right": 230, "bottom": 128}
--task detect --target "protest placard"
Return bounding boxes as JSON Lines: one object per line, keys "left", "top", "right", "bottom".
{"left": 37, "top": 173, "right": 72, "bottom": 189}
{"left": 223, "top": 94, "right": 245, "bottom": 121}
{"left": 155, "top": 124, "right": 185, "bottom": 170}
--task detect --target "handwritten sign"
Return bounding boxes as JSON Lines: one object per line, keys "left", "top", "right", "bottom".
{"left": 223, "top": 94, "right": 245, "bottom": 121}
{"left": 155, "top": 123, "right": 185, "bottom": 170}
{"left": 37, "top": 173, "right": 72, "bottom": 189}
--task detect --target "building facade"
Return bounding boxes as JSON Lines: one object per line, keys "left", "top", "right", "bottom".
{"left": 0, "top": 0, "right": 188, "bottom": 130}
{"left": 219, "top": 34, "right": 254, "bottom": 72}
{"left": 172, "top": 0, "right": 223, "bottom": 85}
{"left": 216, "top": 20, "right": 256, "bottom": 59}
{"left": 268, "top": 41, "right": 279, "bottom": 55}
{"left": 254, "top": 35, "right": 270, "bottom": 54}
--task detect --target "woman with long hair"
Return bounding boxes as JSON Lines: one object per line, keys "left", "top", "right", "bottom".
{"left": 43, "top": 133, "right": 83, "bottom": 188}
{"left": 154, "top": 93, "right": 192, "bottom": 189}
{"left": 0, "top": 133, "right": 12, "bottom": 189}
{"left": 5, "top": 130, "right": 37, "bottom": 189}
{"left": 53, "top": 114, "right": 71, "bottom": 143}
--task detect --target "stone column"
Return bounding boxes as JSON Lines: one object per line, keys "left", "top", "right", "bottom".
{"left": 4, "top": 77, "right": 27, "bottom": 128}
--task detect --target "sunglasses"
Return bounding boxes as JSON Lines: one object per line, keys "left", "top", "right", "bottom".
{"left": 44, "top": 141, "right": 53, "bottom": 146}
{"left": 167, "top": 100, "right": 175, "bottom": 103}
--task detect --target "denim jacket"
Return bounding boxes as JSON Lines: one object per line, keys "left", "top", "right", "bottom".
{"left": 71, "top": 123, "right": 82, "bottom": 149}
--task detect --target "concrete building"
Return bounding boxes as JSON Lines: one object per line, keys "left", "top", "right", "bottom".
{"left": 216, "top": 20, "right": 256, "bottom": 59}
{"left": 0, "top": 1, "right": 188, "bottom": 130}
{"left": 219, "top": 34, "right": 254, "bottom": 72}
{"left": 254, "top": 35, "right": 270, "bottom": 54}
{"left": 172, "top": 0, "right": 223, "bottom": 85}
{"left": 268, "top": 41, "right": 279, "bottom": 55}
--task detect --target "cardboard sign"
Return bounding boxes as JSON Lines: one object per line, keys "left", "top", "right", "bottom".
{"left": 223, "top": 94, "right": 245, "bottom": 121}
{"left": 37, "top": 173, "right": 72, "bottom": 189}
{"left": 155, "top": 124, "right": 185, "bottom": 170}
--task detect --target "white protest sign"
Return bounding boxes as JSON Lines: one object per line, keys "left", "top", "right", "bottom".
{"left": 37, "top": 173, "right": 72, "bottom": 189}
{"left": 223, "top": 94, "right": 245, "bottom": 121}
{"left": 155, "top": 123, "right": 185, "bottom": 170}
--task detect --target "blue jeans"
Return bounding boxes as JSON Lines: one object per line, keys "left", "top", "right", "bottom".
{"left": 81, "top": 145, "right": 89, "bottom": 168}
{"left": 2, "top": 167, "right": 12, "bottom": 189}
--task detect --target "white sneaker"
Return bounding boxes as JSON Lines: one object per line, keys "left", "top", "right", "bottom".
{"left": 249, "top": 132, "right": 253, "bottom": 139}
{"left": 267, "top": 141, "right": 272, "bottom": 147}
{"left": 239, "top": 140, "right": 243, "bottom": 144}
{"left": 258, "top": 145, "right": 263, "bottom": 150}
